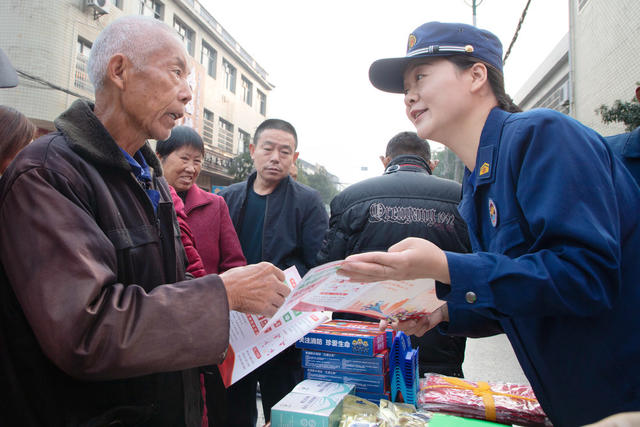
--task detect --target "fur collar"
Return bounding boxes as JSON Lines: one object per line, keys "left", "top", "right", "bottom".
{"left": 54, "top": 99, "right": 162, "bottom": 175}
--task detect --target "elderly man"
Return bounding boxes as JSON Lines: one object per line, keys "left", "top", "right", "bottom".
{"left": 0, "top": 16, "right": 289, "bottom": 427}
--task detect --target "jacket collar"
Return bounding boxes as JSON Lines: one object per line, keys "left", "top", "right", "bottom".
{"left": 184, "top": 183, "right": 212, "bottom": 212}
{"left": 384, "top": 154, "right": 431, "bottom": 175}
{"left": 54, "top": 99, "right": 163, "bottom": 175}
{"left": 245, "top": 171, "right": 291, "bottom": 196}
{"left": 464, "top": 106, "right": 508, "bottom": 193}
{"left": 621, "top": 127, "right": 640, "bottom": 158}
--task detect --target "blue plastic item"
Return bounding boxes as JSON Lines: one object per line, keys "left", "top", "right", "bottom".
{"left": 389, "top": 331, "right": 419, "bottom": 405}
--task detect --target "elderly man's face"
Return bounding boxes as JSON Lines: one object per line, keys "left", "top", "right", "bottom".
{"left": 122, "top": 32, "right": 192, "bottom": 141}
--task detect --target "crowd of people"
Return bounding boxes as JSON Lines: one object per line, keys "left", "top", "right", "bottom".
{"left": 0, "top": 15, "right": 638, "bottom": 427}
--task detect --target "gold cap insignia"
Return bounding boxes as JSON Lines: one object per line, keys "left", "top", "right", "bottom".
{"left": 407, "top": 34, "right": 417, "bottom": 50}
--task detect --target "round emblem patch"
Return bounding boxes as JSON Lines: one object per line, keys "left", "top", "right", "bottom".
{"left": 488, "top": 198, "right": 498, "bottom": 227}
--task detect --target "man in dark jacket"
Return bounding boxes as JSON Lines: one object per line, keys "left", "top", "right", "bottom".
{"left": 318, "top": 131, "right": 470, "bottom": 377}
{"left": 220, "top": 119, "right": 329, "bottom": 425}
{"left": 0, "top": 16, "right": 290, "bottom": 427}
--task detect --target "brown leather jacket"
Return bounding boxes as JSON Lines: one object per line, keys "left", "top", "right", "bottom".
{"left": 0, "top": 100, "right": 229, "bottom": 426}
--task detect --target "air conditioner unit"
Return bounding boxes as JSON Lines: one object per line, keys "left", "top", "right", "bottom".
{"left": 86, "top": 0, "right": 110, "bottom": 17}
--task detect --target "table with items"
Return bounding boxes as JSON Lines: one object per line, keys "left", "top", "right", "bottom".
{"left": 268, "top": 319, "right": 550, "bottom": 427}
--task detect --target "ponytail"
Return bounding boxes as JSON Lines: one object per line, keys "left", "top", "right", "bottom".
{"left": 447, "top": 56, "right": 522, "bottom": 113}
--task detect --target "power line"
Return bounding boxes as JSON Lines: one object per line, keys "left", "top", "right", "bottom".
{"left": 503, "top": 0, "right": 532, "bottom": 66}
{"left": 15, "top": 69, "right": 91, "bottom": 100}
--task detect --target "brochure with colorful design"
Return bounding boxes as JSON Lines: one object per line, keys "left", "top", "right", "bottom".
{"left": 218, "top": 261, "right": 443, "bottom": 387}
{"left": 262, "top": 260, "right": 444, "bottom": 333}
{"left": 218, "top": 267, "right": 330, "bottom": 387}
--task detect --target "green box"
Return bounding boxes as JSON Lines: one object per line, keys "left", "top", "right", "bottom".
{"left": 270, "top": 380, "right": 355, "bottom": 427}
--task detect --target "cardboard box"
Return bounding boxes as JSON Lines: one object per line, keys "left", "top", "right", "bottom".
{"left": 318, "top": 319, "right": 396, "bottom": 348}
{"left": 304, "top": 368, "right": 388, "bottom": 394}
{"left": 270, "top": 380, "right": 355, "bottom": 427}
{"left": 301, "top": 349, "right": 388, "bottom": 375}
{"left": 289, "top": 379, "right": 355, "bottom": 403}
{"left": 296, "top": 328, "right": 386, "bottom": 356}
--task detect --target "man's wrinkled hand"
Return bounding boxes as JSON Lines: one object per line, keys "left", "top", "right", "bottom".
{"left": 220, "top": 262, "right": 290, "bottom": 317}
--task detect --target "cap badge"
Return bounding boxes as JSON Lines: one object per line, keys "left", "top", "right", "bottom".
{"left": 479, "top": 162, "right": 490, "bottom": 176}
{"left": 488, "top": 198, "right": 498, "bottom": 227}
{"left": 465, "top": 44, "right": 474, "bottom": 53}
{"left": 407, "top": 34, "right": 417, "bottom": 50}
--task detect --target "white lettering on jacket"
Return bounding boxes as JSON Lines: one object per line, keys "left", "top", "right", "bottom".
{"left": 368, "top": 202, "right": 456, "bottom": 226}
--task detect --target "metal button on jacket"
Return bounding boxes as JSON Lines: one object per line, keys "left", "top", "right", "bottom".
{"left": 465, "top": 291, "right": 477, "bottom": 304}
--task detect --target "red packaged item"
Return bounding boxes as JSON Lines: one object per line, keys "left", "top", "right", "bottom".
{"left": 417, "top": 374, "right": 550, "bottom": 426}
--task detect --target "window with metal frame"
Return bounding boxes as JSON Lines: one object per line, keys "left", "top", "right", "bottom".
{"left": 258, "top": 90, "right": 267, "bottom": 115}
{"left": 223, "top": 59, "right": 236, "bottom": 93}
{"left": 139, "top": 0, "right": 163, "bottom": 19}
{"left": 203, "top": 109, "right": 214, "bottom": 145}
{"left": 201, "top": 41, "right": 217, "bottom": 78}
{"left": 218, "top": 117, "right": 234, "bottom": 153}
{"left": 74, "top": 38, "right": 93, "bottom": 92}
{"left": 174, "top": 16, "right": 195, "bottom": 56}
{"left": 241, "top": 76, "right": 253, "bottom": 106}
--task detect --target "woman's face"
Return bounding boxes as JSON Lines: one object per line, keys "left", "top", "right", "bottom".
{"left": 160, "top": 145, "right": 203, "bottom": 192}
{"left": 403, "top": 58, "right": 471, "bottom": 143}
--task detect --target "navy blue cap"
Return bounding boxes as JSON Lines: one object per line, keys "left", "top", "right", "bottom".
{"left": 0, "top": 47, "right": 18, "bottom": 88}
{"left": 369, "top": 22, "right": 503, "bottom": 93}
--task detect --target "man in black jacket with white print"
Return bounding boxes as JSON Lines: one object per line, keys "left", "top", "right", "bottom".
{"left": 318, "top": 131, "right": 470, "bottom": 377}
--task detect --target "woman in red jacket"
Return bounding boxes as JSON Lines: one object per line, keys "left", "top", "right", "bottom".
{"left": 157, "top": 126, "right": 246, "bottom": 426}
{"left": 157, "top": 126, "right": 246, "bottom": 275}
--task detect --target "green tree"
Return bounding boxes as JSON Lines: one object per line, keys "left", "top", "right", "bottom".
{"left": 228, "top": 151, "right": 254, "bottom": 183}
{"left": 296, "top": 163, "right": 338, "bottom": 206}
{"left": 596, "top": 90, "right": 640, "bottom": 132}
{"left": 432, "top": 147, "right": 464, "bottom": 183}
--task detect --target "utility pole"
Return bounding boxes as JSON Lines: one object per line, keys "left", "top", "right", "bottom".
{"left": 465, "top": 0, "right": 484, "bottom": 27}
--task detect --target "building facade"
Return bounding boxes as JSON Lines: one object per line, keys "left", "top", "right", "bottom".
{"left": 0, "top": 0, "right": 273, "bottom": 189}
{"left": 514, "top": 0, "right": 640, "bottom": 137}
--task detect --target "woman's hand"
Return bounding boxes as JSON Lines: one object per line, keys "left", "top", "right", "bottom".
{"left": 339, "top": 237, "right": 451, "bottom": 283}
{"left": 380, "top": 303, "right": 449, "bottom": 337}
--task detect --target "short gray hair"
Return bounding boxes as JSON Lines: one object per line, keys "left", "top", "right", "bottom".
{"left": 88, "top": 15, "right": 178, "bottom": 91}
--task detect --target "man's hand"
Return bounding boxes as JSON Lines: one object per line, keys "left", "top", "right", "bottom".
{"left": 339, "top": 237, "right": 450, "bottom": 283}
{"left": 380, "top": 304, "right": 449, "bottom": 337}
{"left": 219, "top": 262, "right": 290, "bottom": 317}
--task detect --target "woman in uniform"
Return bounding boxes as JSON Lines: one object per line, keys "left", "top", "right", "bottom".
{"left": 339, "top": 21, "right": 640, "bottom": 426}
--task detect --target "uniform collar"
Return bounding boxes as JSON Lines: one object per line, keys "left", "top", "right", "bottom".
{"left": 464, "top": 107, "right": 510, "bottom": 193}
{"left": 621, "top": 127, "right": 640, "bottom": 158}
{"left": 384, "top": 154, "right": 431, "bottom": 175}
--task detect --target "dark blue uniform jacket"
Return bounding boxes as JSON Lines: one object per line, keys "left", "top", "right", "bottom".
{"left": 605, "top": 126, "right": 640, "bottom": 187}
{"left": 439, "top": 107, "right": 640, "bottom": 426}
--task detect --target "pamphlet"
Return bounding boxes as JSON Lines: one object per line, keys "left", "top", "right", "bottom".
{"left": 262, "top": 260, "right": 444, "bottom": 332}
{"left": 219, "top": 260, "right": 444, "bottom": 387}
{"left": 218, "top": 267, "right": 330, "bottom": 387}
